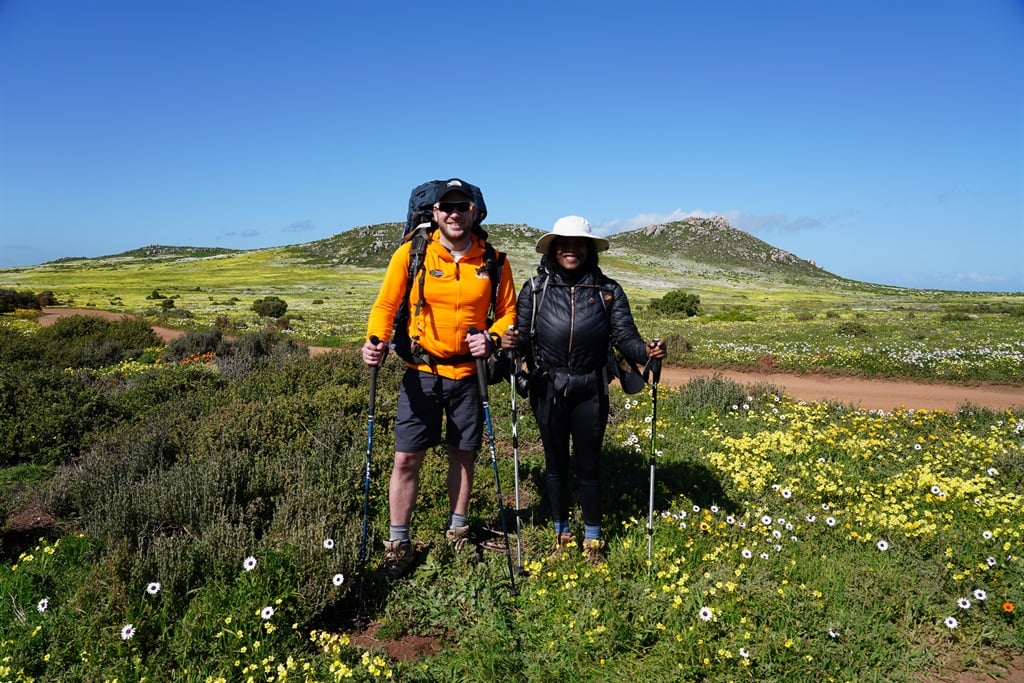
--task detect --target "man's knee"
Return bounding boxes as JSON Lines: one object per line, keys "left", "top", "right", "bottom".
{"left": 394, "top": 451, "right": 425, "bottom": 474}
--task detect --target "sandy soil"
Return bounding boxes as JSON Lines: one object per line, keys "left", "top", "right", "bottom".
{"left": 655, "top": 365, "right": 1023, "bottom": 413}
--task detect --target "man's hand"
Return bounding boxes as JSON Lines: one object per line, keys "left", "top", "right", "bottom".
{"left": 466, "top": 328, "right": 492, "bottom": 358}
{"left": 362, "top": 336, "right": 385, "bottom": 366}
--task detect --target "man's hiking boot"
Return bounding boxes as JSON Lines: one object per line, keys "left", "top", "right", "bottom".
{"left": 445, "top": 525, "right": 473, "bottom": 552}
{"left": 548, "top": 533, "right": 576, "bottom": 559}
{"left": 376, "top": 539, "right": 415, "bottom": 580}
{"left": 582, "top": 539, "right": 606, "bottom": 566}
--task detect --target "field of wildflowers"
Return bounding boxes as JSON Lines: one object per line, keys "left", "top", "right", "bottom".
{"left": 1, "top": 255, "right": 1022, "bottom": 680}
{"left": 2, "top": 348, "right": 1019, "bottom": 681}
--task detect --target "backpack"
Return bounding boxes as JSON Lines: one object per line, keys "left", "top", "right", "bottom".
{"left": 391, "top": 179, "right": 505, "bottom": 366}
{"left": 526, "top": 262, "right": 646, "bottom": 394}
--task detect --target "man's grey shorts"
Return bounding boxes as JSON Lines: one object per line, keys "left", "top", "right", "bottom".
{"left": 394, "top": 368, "right": 482, "bottom": 453}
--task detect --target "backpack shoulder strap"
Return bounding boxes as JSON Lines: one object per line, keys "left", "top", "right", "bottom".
{"left": 402, "top": 226, "right": 431, "bottom": 317}
{"left": 472, "top": 240, "right": 506, "bottom": 326}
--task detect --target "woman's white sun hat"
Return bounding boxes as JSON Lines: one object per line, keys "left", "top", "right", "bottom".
{"left": 535, "top": 215, "right": 610, "bottom": 254}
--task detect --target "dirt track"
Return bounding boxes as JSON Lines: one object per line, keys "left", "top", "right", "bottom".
{"left": 37, "top": 308, "right": 1023, "bottom": 413}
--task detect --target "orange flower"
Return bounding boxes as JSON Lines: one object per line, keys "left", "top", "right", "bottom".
{"left": 1003, "top": 601, "right": 1016, "bottom": 613}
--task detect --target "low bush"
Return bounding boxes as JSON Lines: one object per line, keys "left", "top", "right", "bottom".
{"left": 0, "top": 367, "right": 113, "bottom": 467}
{"left": 252, "top": 295, "right": 288, "bottom": 318}
{"left": 836, "top": 321, "right": 871, "bottom": 337}
{"left": 0, "top": 288, "right": 41, "bottom": 313}
{"left": 651, "top": 290, "right": 701, "bottom": 317}
{"left": 37, "top": 315, "right": 159, "bottom": 369}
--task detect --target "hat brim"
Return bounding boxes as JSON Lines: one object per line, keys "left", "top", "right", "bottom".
{"left": 535, "top": 233, "right": 610, "bottom": 254}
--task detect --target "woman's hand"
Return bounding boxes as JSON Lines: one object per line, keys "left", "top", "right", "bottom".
{"left": 646, "top": 339, "right": 667, "bottom": 359}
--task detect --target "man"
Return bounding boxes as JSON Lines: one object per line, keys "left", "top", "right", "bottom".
{"left": 362, "top": 178, "right": 516, "bottom": 579}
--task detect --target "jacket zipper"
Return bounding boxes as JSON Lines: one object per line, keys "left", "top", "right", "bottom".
{"left": 565, "top": 285, "right": 576, "bottom": 395}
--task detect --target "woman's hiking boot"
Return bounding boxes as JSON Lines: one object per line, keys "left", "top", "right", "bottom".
{"left": 376, "top": 539, "right": 415, "bottom": 580}
{"left": 582, "top": 539, "right": 606, "bottom": 566}
{"left": 548, "top": 533, "right": 576, "bottom": 559}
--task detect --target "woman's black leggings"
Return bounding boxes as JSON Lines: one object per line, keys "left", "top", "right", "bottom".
{"left": 532, "top": 378, "right": 610, "bottom": 528}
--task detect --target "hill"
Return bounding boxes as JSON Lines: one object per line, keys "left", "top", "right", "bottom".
{"left": 274, "top": 216, "right": 856, "bottom": 297}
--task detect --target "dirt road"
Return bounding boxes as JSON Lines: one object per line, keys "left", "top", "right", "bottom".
{"left": 37, "top": 308, "right": 1023, "bottom": 413}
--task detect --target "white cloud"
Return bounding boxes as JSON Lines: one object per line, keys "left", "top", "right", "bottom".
{"left": 283, "top": 219, "right": 316, "bottom": 234}
{"left": 219, "top": 228, "right": 261, "bottom": 239}
{"left": 592, "top": 209, "right": 823, "bottom": 236}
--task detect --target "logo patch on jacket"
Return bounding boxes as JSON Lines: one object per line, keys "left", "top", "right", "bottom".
{"left": 475, "top": 265, "right": 490, "bottom": 279}
{"left": 429, "top": 269, "right": 444, "bottom": 278}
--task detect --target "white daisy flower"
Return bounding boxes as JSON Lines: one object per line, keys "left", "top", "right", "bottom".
{"left": 698, "top": 606, "right": 714, "bottom": 621}
{"left": 261, "top": 606, "right": 275, "bottom": 620}
{"left": 323, "top": 538, "right": 335, "bottom": 550}
{"left": 121, "top": 624, "right": 136, "bottom": 640}
{"left": 37, "top": 598, "right": 48, "bottom": 613}
{"left": 332, "top": 573, "right": 345, "bottom": 587}
{"left": 146, "top": 582, "right": 161, "bottom": 595}
{"left": 243, "top": 556, "right": 257, "bottom": 572}
{"left": 944, "top": 616, "right": 959, "bottom": 630}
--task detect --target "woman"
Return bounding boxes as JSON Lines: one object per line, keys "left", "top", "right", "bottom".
{"left": 510, "top": 216, "right": 666, "bottom": 565}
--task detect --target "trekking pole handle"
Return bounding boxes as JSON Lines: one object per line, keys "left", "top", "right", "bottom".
{"left": 468, "top": 327, "right": 489, "bottom": 398}
{"left": 642, "top": 338, "right": 664, "bottom": 384}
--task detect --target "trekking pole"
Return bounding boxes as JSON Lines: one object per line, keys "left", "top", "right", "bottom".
{"left": 645, "top": 340, "right": 663, "bottom": 575}
{"left": 508, "top": 326, "right": 525, "bottom": 575}
{"left": 357, "top": 335, "right": 383, "bottom": 626}
{"left": 470, "top": 328, "right": 518, "bottom": 595}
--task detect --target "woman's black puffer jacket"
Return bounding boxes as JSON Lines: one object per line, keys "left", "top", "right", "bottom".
{"left": 517, "top": 265, "right": 648, "bottom": 376}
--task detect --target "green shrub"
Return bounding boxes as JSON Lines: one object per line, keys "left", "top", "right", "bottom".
{"left": 0, "top": 367, "right": 112, "bottom": 467}
{"left": 37, "top": 315, "right": 159, "bottom": 369}
{"left": 215, "top": 329, "right": 308, "bottom": 380}
{"left": 44, "top": 352, "right": 369, "bottom": 624}
{"left": 0, "top": 288, "right": 41, "bottom": 312}
{"left": 658, "top": 331, "right": 693, "bottom": 356}
{"left": 651, "top": 290, "right": 700, "bottom": 317}
{"left": 704, "top": 308, "right": 756, "bottom": 323}
{"left": 836, "top": 321, "right": 871, "bottom": 337}
{"left": 163, "top": 329, "right": 228, "bottom": 363}
{"left": 252, "top": 296, "right": 288, "bottom": 318}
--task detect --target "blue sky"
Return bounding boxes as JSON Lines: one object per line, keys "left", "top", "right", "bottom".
{"left": 1, "top": 1, "right": 1021, "bottom": 292}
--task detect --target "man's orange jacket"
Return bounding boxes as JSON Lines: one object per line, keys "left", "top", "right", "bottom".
{"left": 366, "top": 230, "right": 516, "bottom": 380}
